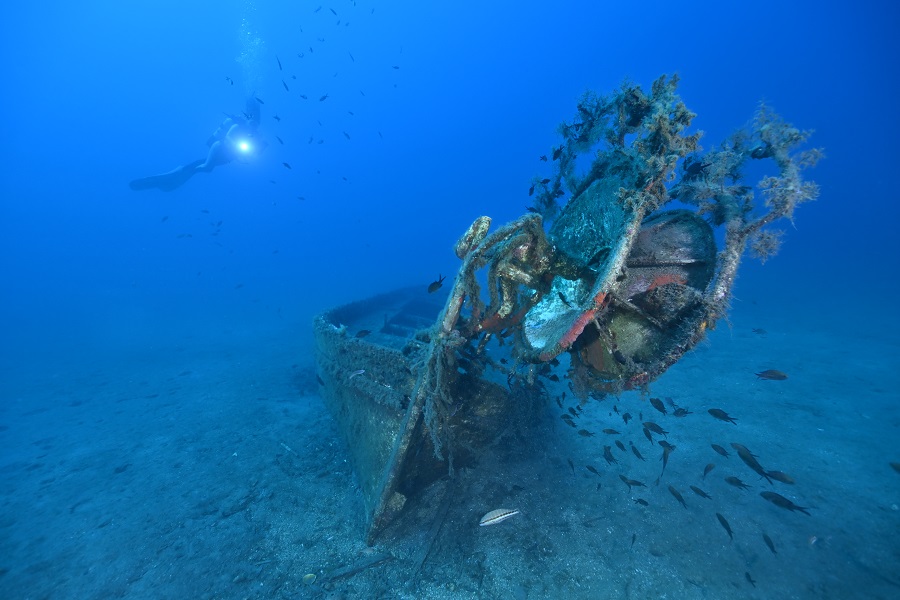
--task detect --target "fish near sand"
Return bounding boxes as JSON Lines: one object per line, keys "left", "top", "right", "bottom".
{"left": 708, "top": 408, "right": 737, "bottom": 424}
{"left": 630, "top": 442, "right": 646, "bottom": 461}
{"left": 711, "top": 444, "right": 730, "bottom": 458}
{"left": 756, "top": 369, "right": 788, "bottom": 380}
{"left": 725, "top": 476, "right": 752, "bottom": 490}
{"left": 764, "top": 470, "right": 795, "bottom": 485}
{"left": 479, "top": 508, "right": 519, "bottom": 526}
{"left": 763, "top": 533, "right": 777, "bottom": 555}
{"left": 603, "top": 445, "right": 617, "bottom": 465}
{"left": 668, "top": 485, "right": 687, "bottom": 509}
{"left": 690, "top": 485, "right": 712, "bottom": 500}
{"left": 731, "top": 443, "right": 773, "bottom": 484}
{"left": 619, "top": 475, "right": 646, "bottom": 491}
{"left": 760, "top": 491, "right": 811, "bottom": 515}
{"left": 716, "top": 513, "right": 733, "bottom": 541}
{"left": 643, "top": 422, "right": 668, "bottom": 437}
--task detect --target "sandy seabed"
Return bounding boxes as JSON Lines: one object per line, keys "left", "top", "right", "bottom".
{"left": 1, "top": 297, "right": 898, "bottom": 600}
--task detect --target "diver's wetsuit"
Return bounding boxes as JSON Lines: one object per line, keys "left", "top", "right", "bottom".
{"left": 129, "top": 98, "right": 262, "bottom": 192}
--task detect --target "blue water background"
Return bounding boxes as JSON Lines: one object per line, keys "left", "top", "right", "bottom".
{"left": 2, "top": 1, "right": 897, "bottom": 371}
{"left": 1, "top": 5, "right": 899, "bottom": 597}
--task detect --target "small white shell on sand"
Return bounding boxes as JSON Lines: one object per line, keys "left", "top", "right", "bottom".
{"left": 479, "top": 508, "right": 520, "bottom": 526}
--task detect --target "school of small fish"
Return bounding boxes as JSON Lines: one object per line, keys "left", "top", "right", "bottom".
{"left": 533, "top": 345, "right": 816, "bottom": 591}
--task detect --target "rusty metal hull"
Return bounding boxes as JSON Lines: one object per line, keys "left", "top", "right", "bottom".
{"left": 314, "top": 287, "right": 541, "bottom": 543}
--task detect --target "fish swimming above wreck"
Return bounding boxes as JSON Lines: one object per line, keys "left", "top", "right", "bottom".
{"left": 313, "top": 74, "right": 821, "bottom": 543}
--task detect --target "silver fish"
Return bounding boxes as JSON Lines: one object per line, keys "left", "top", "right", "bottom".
{"left": 479, "top": 508, "right": 520, "bottom": 526}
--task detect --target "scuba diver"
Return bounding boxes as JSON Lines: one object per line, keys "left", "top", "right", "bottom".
{"left": 129, "top": 97, "right": 266, "bottom": 192}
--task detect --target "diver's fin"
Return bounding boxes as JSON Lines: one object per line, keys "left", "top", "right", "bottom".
{"left": 128, "top": 159, "right": 205, "bottom": 192}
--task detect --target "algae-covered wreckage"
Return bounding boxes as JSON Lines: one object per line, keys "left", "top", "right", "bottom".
{"left": 314, "top": 75, "right": 821, "bottom": 543}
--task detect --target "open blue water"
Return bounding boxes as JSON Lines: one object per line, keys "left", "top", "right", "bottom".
{"left": 1, "top": 1, "right": 898, "bottom": 598}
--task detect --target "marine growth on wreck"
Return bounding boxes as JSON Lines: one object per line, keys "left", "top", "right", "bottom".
{"left": 417, "top": 74, "right": 821, "bottom": 464}
{"left": 314, "top": 74, "right": 820, "bottom": 543}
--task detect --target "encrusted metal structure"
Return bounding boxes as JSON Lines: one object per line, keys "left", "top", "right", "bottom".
{"left": 314, "top": 75, "right": 820, "bottom": 542}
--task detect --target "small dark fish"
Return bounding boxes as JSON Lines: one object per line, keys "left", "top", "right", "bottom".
{"left": 299, "top": 94, "right": 308, "bottom": 100}
{"left": 552, "top": 146, "right": 562, "bottom": 160}
{"left": 225, "top": 76, "right": 233, "bottom": 85}
{"left": 731, "top": 443, "right": 773, "bottom": 484}
{"left": 612, "top": 405, "right": 619, "bottom": 414}
{"left": 560, "top": 415, "right": 575, "bottom": 428}
{"left": 427, "top": 274, "right": 445, "bottom": 293}
{"left": 745, "top": 572, "right": 756, "bottom": 588}
{"left": 586, "top": 465, "right": 601, "bottom": 477}
{"left": 763, "top": 533, "right": 777, "bottom": 555}
{"left": 255, "top": 96, "right": 265, "bottom": 104}
{"left": 282, "top": 79, "right": 290, "bottom": 91}
{"left": 643, "top": 427, "right": 654, "bottom": 444}
{"left": 568, "top": 407, "right": 579, "bottom": 419}
{"left": 752, "top": 328, "right": 767, "bottom": 335}
{"left": 690, "top": 485, "right": 712, "bottom": 499}
{"left": 319, "top": 93, "right": 329, "bottom": 101}
{"left": 528, "top": 184, "right": 535, "bottom": 196}
{"left": 673, "top": 407, "right": 692, "bottom": 417}
{"left": 567, "top": 458, "right": 575, "bottom": 475}
{"left": 603, "top": 446, "right": 617, "bottom": 466}
{"left": 392, "top": 65, "right": 400, "bottom": 69}
{"left": 756, "top": 369, "right": 787, "bottom": 380}
{"left": 619, "top": 475, "right": 646, "bottom": 491}
{"left": 633, "top": 498, "right": 648, "bottom": 506}
{"left": 330, "top": 7, "right": 337, "bottom": 15}
{"left": 649, "top": 397, "right": 667, "bottom": 415}
{"left": 612, "top": 349, "right": 628, "bottom": 364}
{"left": 711, "top": 444, "right": 730, "bottom": 458}
{"left": 708, "top": 408, "right": 737, "bottom": 424}
{"left": 716, "top": 513, "right": 733, "bottom": 541}
{"left": 703, "top": 463, "right": 716, "bottom": 479}
{"left": 577, "top": 429, "right": 595, "bottom": 438}
{"left": 160, "top": 215, "right": 169, "bottom": 222}
{"left": 283, "top": 162, "right": 292, "bottom": 169}
{"left": 316, "top": 374, "right": 324, "bottom": 385}
{"left": 622, "top": 412, "right": 632, "bottom": 425}
{"left": 659, "top": 442, "right": 674, "bottom": 475}
{"left": 354, "top": 329, "right": 371, "bottom": 339}
{"left": 631, "top": 533, "right": 636, "bottom": 547}
{"left": 541, "top": 178, "right": 551, "bottom": 184}
{"left": 760, "top": 491, "right": 811, "bottom": 515}
{"left": 615, "top": 440, "right": 626, "bottom": 452}
{"left": 548, "top": 374, "right": 559, "bottom": 382}
{"left": 275, "top": 136, "right": 284, "bottom": 145}
{"left": 349, "top": 52, "right": 354, "bottom": 62}
{"left": 642, "top": 422, "right": 668, "bottom": 437}
{"left": 276, "top": 55, "right": 282, "bottom": 70}
{"left": 725, "top": 476, "right": 751, "bottom": 490}
{"left": 539, "top": 155, "right": 548, "bottom": 161}
{"left": 602, "top": 428, "right": 621, "bottom": 435}
{"left": 668, "top": 485, "right": 687, "bottom": 509}
{"left": 273, "top": 114, "right": 282, "bottom": 122}
{"left": 630, "top": 442, "right": 646, "bottom": 461}
{"left": 596, "top": 482, "right": 602, "bottom": 491}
